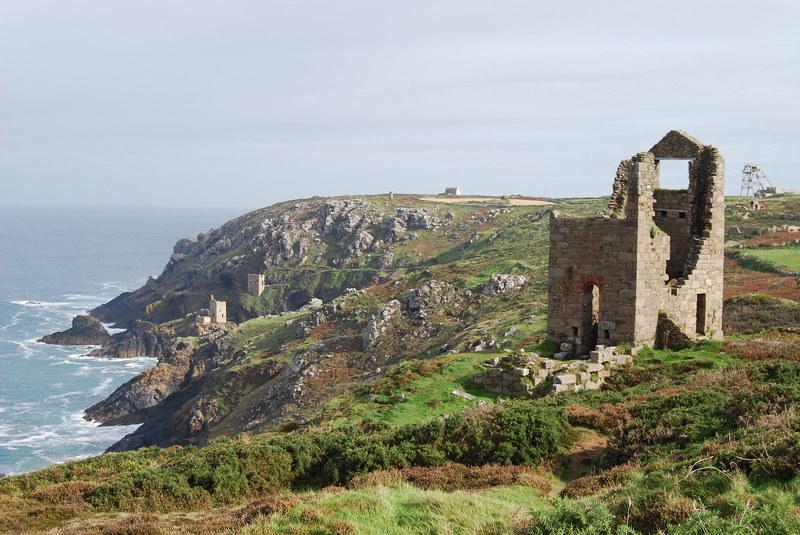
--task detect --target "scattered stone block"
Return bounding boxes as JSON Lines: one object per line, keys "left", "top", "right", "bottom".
{"left": 552, "top": 374, "right": 576, "bottom": 385}
{"left": 542, "top": 360, "right": 555, "bottom": 370}
{"left": 452, "top": 389, "right": 476, "bottom": 400}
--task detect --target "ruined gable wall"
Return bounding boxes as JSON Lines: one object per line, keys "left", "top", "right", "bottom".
{"left": 547, "top": 215, "right": 639, "bottom": 350}
{"left": 659, "top": 147, "right": 725, "bottom": 339}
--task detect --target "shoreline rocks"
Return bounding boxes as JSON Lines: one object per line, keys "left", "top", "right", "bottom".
{"left": 38, "top": 315, "right": 110, "bottom": 345}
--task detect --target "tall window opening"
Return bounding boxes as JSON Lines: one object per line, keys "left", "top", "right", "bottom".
{"left": 581, "top": 283, "right": 600, "bottom": 352}
{"left": 696, "top": 293, "right": 707, "bottom": 335}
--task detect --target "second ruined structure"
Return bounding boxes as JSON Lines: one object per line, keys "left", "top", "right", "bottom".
{"left": 547, "top": 130, "right": 725, "bottom": 355}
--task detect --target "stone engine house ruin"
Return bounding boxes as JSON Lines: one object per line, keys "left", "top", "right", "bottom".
{"left": 547, "top": 130, "right": 724, "bottom": 354}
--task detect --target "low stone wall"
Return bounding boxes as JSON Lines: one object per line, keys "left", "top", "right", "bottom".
{"left": 473, "top": 346, "right": 631, "bottom": 397}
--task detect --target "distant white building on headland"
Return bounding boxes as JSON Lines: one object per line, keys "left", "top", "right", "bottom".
{"left": 444, "top": 187, "right": 461, "bottom": 196}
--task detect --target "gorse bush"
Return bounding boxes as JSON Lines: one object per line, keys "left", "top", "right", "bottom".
{"left": 300, "top": 401, "right": 568, "bottom": 486}
{"left": 86, "top": 438, "right": 294, "bottom": 511}
{"left": 0, "top": 400, "right": 570, "bottom": 518}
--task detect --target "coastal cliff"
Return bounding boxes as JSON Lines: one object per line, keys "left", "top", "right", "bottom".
{"left": 80, "top": 194, "right": 557, "bottom": 449}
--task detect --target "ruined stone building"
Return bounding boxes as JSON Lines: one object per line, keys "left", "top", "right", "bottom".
{"left": 209, "top": 295, "right": 227, "bottom": 324}
{"left": 547, "top": 131, "right": 725, "bottom": 354}
{"left": 247, "top": 274, "right": 266, "bottom": 297}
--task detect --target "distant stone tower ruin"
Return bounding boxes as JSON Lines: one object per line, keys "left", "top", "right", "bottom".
{"left": 547, "top": 130, "right": 724, "bottom": 354}
{"left": 247, "top": 274, "right": 266, "bottom": 297}
{"left": 209, "top": 295, "right": 227, "bottom": 324}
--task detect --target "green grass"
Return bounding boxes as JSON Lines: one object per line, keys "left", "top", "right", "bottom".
{"left": 232, "top": 313, "right": 308, "bottom": 358}
{"left": 320, "top": 352, "right": 500, "bottom": 427}
{"left": 738, "top": 247, "right": 800, "bottom": 272}
{"left": 634, "top": 341, "right": 738, "bottom": 369}
{"left": 233, "top": 483, "right": 549, "bottom": 535}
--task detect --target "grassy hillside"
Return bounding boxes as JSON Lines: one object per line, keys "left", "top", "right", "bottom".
{"left": 3, "top": 193, "right": 800, "bottom": 534}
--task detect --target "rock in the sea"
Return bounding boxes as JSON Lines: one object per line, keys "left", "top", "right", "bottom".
{"left": 39, "top": 315, "right": 110, "bottom": 345}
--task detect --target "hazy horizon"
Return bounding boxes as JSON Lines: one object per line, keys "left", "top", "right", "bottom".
{"left": 2, "top": 1, "right": 798, "bottom": 208}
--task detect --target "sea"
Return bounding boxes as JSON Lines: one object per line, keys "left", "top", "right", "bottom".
{"left": 0, "top": 205, "right": 245, "bottom": 475}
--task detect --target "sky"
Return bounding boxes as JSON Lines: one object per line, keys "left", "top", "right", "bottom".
{"left": 1, "top": 0, "right": 798, "bottom": 209}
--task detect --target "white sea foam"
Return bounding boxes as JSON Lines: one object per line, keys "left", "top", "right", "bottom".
{"left": 0, "top": 430, "right": 60, "bottom": 447}
{"left": 9, "top": 340, "right": 35, "bottom": 358}
{"left": 44, "top": 391, "right": 84, "bottom": 401}
{"left": 11, "top": 300, "right": 72, "bottom": 308}
{"left": 91, "top": 377, "right": 114, "bottom": 396}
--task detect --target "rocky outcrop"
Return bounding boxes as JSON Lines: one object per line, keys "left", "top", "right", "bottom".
{"left": 362, "top": 300, "right": 402, "bottom": 349}
{"left": 39, "top": 315, "right": 110, "bottom": 345}
{"left": 85, "top": 325, "right": 234, "bottom": 427}
{"left": 88, "top": 320, "right": 172, "bottom": 359}
{"left": 406, "top": 280, "right": 465, "bottom": 319}
{"left": 481, "top": 274, "right": 527, "bottom": 295}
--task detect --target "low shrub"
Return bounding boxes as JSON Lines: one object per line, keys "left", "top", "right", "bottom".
{"left": 566, "top": 403, "right": 630, "bottom": 434}
{"left": 29, "top": 480, "right": 99, "bottom": 505}
{"left": 242, "top": 494, "right": 302, "bottom": 521}
{"left": 560, "top": 463, "right": 636, "bottom": 499}
{"left": 524, "top": 497, "right": 618, "bottom": 535}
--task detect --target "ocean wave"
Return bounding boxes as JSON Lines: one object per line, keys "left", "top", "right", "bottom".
{"left": 90, "top": 378, "right": 114, "bottom": 396}
{"left": 0, "top": 430, "right": 60, "bottom": 447}
{"left": 44, "top": 391, "right": 85, "bottom": 401}
{"left": 9, "top": 402, "right": 34, "bottom": 414}
{"left": 0, "top": 310, "right": 24, "bottom": 332}
{"left": 62, "top": 294, "right": 104, "bottom": 302}
{"left": 71, "top": 365, "right": 94, "bottom": 377}
{"left": 9, "top": 340, "right": 35, "bottom": 358}
{"left": 11, "top": 300, "right": 72, "bottom": 308}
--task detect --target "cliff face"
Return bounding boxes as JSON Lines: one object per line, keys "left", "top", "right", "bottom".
{"left": 82, "top": 194, "right": 559, "bottom": 451}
